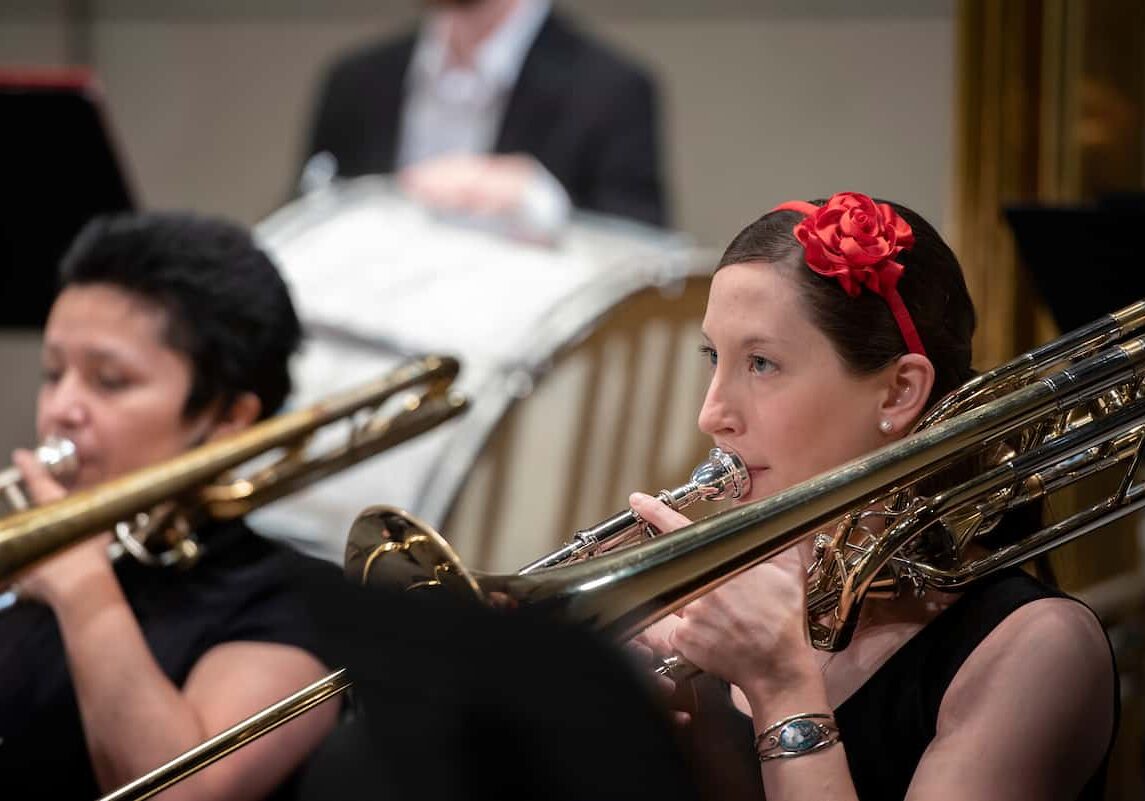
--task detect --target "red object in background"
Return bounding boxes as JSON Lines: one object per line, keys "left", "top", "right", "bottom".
{"left": 0, "top": 68, "right": 134, "bottom": 328}
{"left": 0, "top": 67, "right": 96, "bottom": 89}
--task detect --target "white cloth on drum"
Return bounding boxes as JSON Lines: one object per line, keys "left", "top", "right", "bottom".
{"left": 251, "top": 177, "right": 700, "bottom": 564}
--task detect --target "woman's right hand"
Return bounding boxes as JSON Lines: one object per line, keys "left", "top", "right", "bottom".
{"left": 625, "top": 492, "right": 698, "bottom": 724}
{"left": 12, "top": 448, "right": 67, "bottom": 506}
{"left": 11, "top": 449, "right": 115, "bottom": 609}
{"left": 628, "top": 615, "right": 691, "bottom": 726}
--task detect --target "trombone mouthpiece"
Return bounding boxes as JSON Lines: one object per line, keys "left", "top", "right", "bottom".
{"left": 36, "top": 436, "right": 79, "bottom": 483}
{"left": 0, "top": 435, "right": 79, "bottom": 517}
{"left": 690, "top": 447, "right": 750, "bottom": 502}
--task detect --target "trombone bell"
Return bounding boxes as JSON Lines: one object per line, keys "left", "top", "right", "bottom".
{"left": 346, "top": 505, "right": 483, "bottom": 599}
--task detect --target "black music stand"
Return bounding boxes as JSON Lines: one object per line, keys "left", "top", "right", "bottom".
{"left": 1005, "top": 196, "right": 1145, "bottom": 332}
{"left": 0, "top": 70, "right": 134, "bottom": 329}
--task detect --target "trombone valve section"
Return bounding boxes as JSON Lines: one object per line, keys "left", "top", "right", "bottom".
{"left": 518, "top": 447, "right": 750, "bottom": 574}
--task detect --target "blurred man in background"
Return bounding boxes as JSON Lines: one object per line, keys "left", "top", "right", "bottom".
{"left": 300, "top": 0, "right": 668, "bottom": 239}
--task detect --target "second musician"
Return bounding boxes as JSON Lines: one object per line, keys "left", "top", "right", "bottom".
{"left": 631, "top": 192, "right": 1117, "bottom": 801}
{"left": 0, "top": 213, "right": 339, "bottom": 800}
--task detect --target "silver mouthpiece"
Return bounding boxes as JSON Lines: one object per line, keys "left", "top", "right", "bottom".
{"left": 688, "top": 447, "right": 750, "bottom": 503}
{"left": 35, "top": 435, "right": 79, "bottom": 481}
{"left": 518, "top": 447, "right": 751, "bottom": 574}
{"left": 0, "top": 435, "right": 79, "bottom": 514}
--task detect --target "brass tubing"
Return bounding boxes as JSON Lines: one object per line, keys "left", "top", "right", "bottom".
{"left": 98, "top": 316, "right": 1145, "bottom": 801}
{"left": 920, "top": 298, "right": 1145, "bottom": 425}
{"left": 479, "top": 334, "right": 1145, "bottom": 640}
{"left": 0, "top": 355, "right": 462, "bottom": 585}
{"left": 99, "top": 670, "right": 351, "bottom": 801}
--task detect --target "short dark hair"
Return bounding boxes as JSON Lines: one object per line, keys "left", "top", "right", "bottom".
{"left": 58, "top": 212, "right": 302, "bottom": 420}
{"left": 717, "top": 200, "right": 976, "bottom": 410}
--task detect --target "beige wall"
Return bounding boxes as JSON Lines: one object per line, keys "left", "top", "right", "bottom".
{"left": 597, "top": 13, "right": 955, "bottom": 246}
{"left": 0, "top": 1, "right": 70, "bottom": 64}
{"left": 2, "top": 1, "right": 955, "bottom": 240}
{"left": 0, "top": 0, "right": 954, "bottom": 454}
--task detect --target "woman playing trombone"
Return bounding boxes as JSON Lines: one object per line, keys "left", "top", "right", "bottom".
{"left": 0, "top": 213, "right": 338, "bottom": 800}
{"left": 631, "top": 192, "right": 1117, "bottom": 801}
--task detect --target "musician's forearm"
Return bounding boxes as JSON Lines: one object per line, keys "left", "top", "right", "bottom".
{"left": 742, "top": 680, "right": 860, "bottom": 801}
{"left": 51, "top": 568, "right": 208, "bottom": 793}
{"left": 758, "top": 747, "right": 860, "bottom": 801}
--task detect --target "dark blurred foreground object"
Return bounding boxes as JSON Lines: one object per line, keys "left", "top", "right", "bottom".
{"left": 0, "top": 70, "right": 133, "bottom": 329}
{"left": 1005, "top": 194, "right": 1145, "bottom": 333}
{"left": 294, "top": 564, "right": 702, "bottom": 801}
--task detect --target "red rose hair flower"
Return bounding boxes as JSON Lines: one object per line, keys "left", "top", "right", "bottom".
{"left": 773, "top": 192, "right": 926, "bottom": 357}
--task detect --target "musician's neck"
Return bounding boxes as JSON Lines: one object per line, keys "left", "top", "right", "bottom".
{"left": 443, "top": 0, "right": 523, "bottom": 67}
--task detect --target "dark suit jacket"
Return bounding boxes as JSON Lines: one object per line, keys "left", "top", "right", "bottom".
{"left": 303, "top": 12, "right": 668, "bottom": 227}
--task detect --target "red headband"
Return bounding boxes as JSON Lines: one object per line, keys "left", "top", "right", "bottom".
{"left": 773, "top": 192, "right": 927, "bottom": 357}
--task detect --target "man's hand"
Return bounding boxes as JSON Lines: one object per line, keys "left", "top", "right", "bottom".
{"left": 400, "top": 153, "right": 538, "bottom": 216}
{"left": 398, "top": 153, "right": 571, "bottom": 241}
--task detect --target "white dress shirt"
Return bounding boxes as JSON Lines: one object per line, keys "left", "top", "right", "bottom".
{"left": 396, "top": 0, "right": 571, "bottom": 239}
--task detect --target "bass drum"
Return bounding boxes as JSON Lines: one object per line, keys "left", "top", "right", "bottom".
{"left": 252, "top": 177, "right": 715, "bottom": 572}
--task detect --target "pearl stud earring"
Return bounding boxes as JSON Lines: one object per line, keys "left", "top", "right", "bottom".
{"left": 879, "top": 419, "right": 893, "bottom": 433}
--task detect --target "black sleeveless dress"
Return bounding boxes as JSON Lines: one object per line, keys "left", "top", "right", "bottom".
{"left": 683, "top": 569, "right": 1119, "bottom": 801}
{"left": 0, "top": 520, "right": 337, "bottom": 800}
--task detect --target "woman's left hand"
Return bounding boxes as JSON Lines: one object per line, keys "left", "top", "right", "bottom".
{"left": 630, "top": 491, "right": 821, "bottom": 699}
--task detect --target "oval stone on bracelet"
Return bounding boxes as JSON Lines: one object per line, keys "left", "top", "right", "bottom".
{"left": 778, "top": 719, "right": 823, "bottom": 752}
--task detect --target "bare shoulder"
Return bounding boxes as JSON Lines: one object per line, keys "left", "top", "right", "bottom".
{"left": 186, "top": 641, "right": 330, "bottom": 692}
{"left": 183, "top": 640, "right": 333, "bottom": 731}
{"left": 947, "top": 597, "right": 1110, "bottom": 701}
{"left": 914, "top": 597, "right": 1115, "bottom": 800}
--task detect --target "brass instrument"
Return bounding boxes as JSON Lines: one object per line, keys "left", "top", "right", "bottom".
{"left": 517, "top": 447, "right": 750, "bottom": 573}
{"left": 99, "top": 300, "right": 1145, "bottom": 801}
{"left": 0, "top": 436, "right": 78, "bottom": 515}
{"left": 0, "top": 355, "right": 467, "bottom": 585}
{"left": 98, "top": 446, "right": 753, "bottom": 801}
{"left": 351, "top": 299, "right": 1145, "bottom": 650}
{"left": 100, "top": 670, "right": 353, "bottom": 801}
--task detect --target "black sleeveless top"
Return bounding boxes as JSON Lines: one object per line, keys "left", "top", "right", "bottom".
{"left": 0, "top": 520, "right": 336, "bottom": 800}
{"left": 684, "top": 569, "right": 1119, "bottom": 801}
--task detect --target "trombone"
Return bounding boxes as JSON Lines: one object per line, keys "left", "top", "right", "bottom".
{"left": 97, "top": 299, "right": 1145, "bottom": 800}
{"left": 0, "top": 354, "right": 467, "bottom": 586}
{"left": 99, "top": 445, "right": 755, "bottom": 801}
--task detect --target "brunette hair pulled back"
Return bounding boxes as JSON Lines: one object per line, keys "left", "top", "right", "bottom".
{"left": 717, "top": 199, "right": 976, "bottom": 410}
